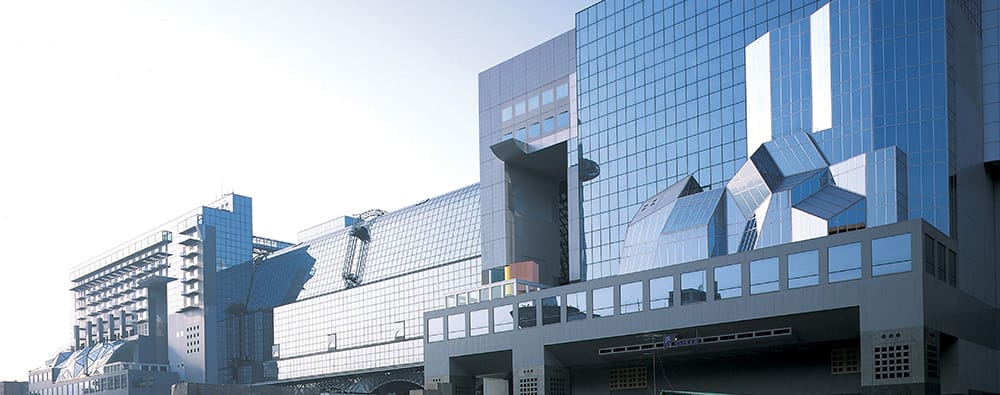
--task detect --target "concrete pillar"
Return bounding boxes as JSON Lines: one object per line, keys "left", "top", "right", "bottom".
{"left": 85, "top": 321, "right": 94, "bottom": 347}
{"left": 108, "top": 313, "right": 117, "bottom": 341}
{"left": 120, "top": 309, "right": 129, "bottom": 339}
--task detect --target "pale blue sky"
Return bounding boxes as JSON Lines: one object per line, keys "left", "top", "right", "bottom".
{"left": 0, "top": 0, "right": 594, "bottom": 381}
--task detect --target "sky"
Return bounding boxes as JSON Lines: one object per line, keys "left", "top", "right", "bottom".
{"left": 0, "top": 0, "right": 594, "bottom": 381}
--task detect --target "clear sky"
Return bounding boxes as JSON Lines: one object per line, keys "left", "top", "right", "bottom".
{"left": 0, "top": 0, "right": 594, "bottom": 381}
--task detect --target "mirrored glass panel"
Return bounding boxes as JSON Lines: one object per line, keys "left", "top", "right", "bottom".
{"left": 593, "top": 287, "right": 614, "bottom": 318}
{"left": 566, "top": 291, "right": 586, "bottom": 321}
{"left": 649, "top": 276, "right": 674, "bottom": 309}
{"left": 620, "top": 281, "right": 643, "bottom": 313}
{"left": 527, "top": 95, "right": 539, "bottom": 111}
{"left": 517, "top": 300, "right": 536, "bottom": 329}
{"left": 470, "top": 309, "right": 489, "bottom": 336}
{"left": 502, "top": 106, "right": 512, "bottom": 121}
{"left": 542, "top": 296, "right": 560, "bottom": 325}
{"left": 681, "top": 270, "right": 706, "bottom": 304}
{"left": 556, "top": 83, "right": 568, "bottom": 99}
{"left": 447, "top": 313, "right": 465, "bottom": 339}
{"left": 542, "top": 89, "right": 554, "bottom": 105}
{"left": 750, "top": 257, "right": 779, "bottom": 294}
{"left": 714, "top": 264, "right": 742, "bottom": 299}
{"left": 514, "top": 101, "right": 525, "bottom": 116}
{"left": 427, "top": 317, "right": 443, "bottom": 342}
{"left": 493, "top": 305, "right": 513, "bottom": 333}
{"left": 872, "top": 234, "right": 911, "bottom": 276}
{"left": 788, "top": 250, "right": 819, "bottom": 288}
{"left": 829, "top": 243, "right": 862, "bottom": 282}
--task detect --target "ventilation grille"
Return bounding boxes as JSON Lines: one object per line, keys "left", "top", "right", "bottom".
{"left": 598, "top": 327, "right": 792, "bottom": 355}
{"left": 518, "top": 369, "right": 538, "bottom": 395}
{"left": 548, "top": 376, "right": 568, "bottom": 395}
{"left": 609, "top": 367, "right": 647, "bottom": 390}
{"left": 874, "top": 344, "right": 911, "bottom": 380}
{"left": 927, "top": 331, "right": 939, "bottom": 379}
{"left": 831, "top": 347, "right": 859, "bottom": 374}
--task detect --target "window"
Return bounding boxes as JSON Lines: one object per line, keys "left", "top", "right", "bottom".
{"left": 947, "top": 249, "right": 957, "bottom": 286}
{"left": 516, "top": 127, "right": 527, "bottom": 141}
{"left": 714, "top": 264, "right": 742, "bottom": 299}
{"left": 327, "top": 333, "right": 337, "bottom": 350}
{"left": 620, "top": 281, "right": 643, "bottom": 313}
{"left": 390, "top": 321, "right": 405, "bottom": 340}
{"left": 650, "top": 276, "right": 674, "bottom": 309}
{"left": 593, "top": 287, "right": 614, "bottom": 317}
{"left": 542, "top": 89, "right": 554, "bottom": 105}
{"left": 528, "top": 123, "right": 540, "bottom": 139}
{"left": 566, "top": 291, "right": 587, "bottom": 321}
{"left": 427, "top": 317, "right": 444, "bottom": 342}
{"left": 518, "top": 300, "right": 536, "bottom": 328}
{"left": 543, "top": 117, "right": 555, "bottom": 133}
{"left": 750, "top": 257, "right": 779, "bottom": 294}
{"left": 493, "top": 305, "right": 513, "bottom": 332}
{"left": 501, "top": 132, "right": 512, "bottom": 141}
{"left": 872, "top": 234, "right": 911, "bottom": 276}
{"left": 515, "top": 101, "right": 526, "bottom": 116}
{"left": 556, "top": 83, "right": 569, "bottom": 99}
{"left": 447, "top": 313, "right": 465, "bottom": 339}
{"left": 788, "top": 250, "right": 819, "bottom": 288}
{"left": 829, "top": 243, "right": 862, "bottom": 282}
{"left": 542, "top": 296, "right": 560, "bottom": 325}
{"left": 528, "top": 95, "right": 539, "bottom": 111}
{"left": 470, "top": 309, "right": 489, "bottom": 336}
{"left": 681, "top": 270, "right": 706, "bottom": 304}
{"left": 502, "top": 106, "right": 512, "bottom": 121}
{"left": 923, "top": 234, "right": 935, "bottom": 274}
{"left": 557, "top": 111, "right": 570, "bottom": 128}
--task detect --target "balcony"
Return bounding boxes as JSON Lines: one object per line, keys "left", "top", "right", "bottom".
{"left": 180, "top": 247, "right": 200, "bottom": 258}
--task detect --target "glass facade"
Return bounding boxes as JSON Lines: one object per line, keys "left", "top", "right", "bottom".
{"left": 575, "top": 0, "right": 963, "bottom": 279}
{"left": 271, "top": 185, "right": 481, "bottom": 380}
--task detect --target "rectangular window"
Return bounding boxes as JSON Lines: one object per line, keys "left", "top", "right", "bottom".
{"left": 543, "top": 117, "right": 555, "bottom": 133}
{"left": 923, "top": 234, "right": 935, "bottom": 274}
{"left": 872, "top": 234, "right": 911, "bottom": 276}
{"left": 502, "top": 106, "right": 512, "bottom": 121}
{"left": 542, "top": 296, "right": 560, "bottom": 325}
{"left": 789, "top": 250, "right": 819, "bottom": 288}
{"left": 516, "top": 127, "right": 527, "bottom": 141}
{"left": 427, "top": 317, "right": 444, "bottom": 342}
{"left": 327, "top": 333, "right": 336, "bottom": 350}
{"left": 447, "top": 313, "right": 465, "bottom": 339}
{"left": 493, "top": 305, "right": 513, "bottom": 332}
{"left": 542, "top": 89, "right": 554, "bottom": 105}
{"left": 649, "top": 276, "right": 674, "bottom": 309}
{"left": 390, "top": 321, "right": 405, "bottom": 340}
{"left": 528, "top": 123, "right": 540, "bottom": 138}
{"left": 518, "top": 300, "right": 536, "bottom": 328}
{"left": 557, "top": 111, "right": 570, "bottom": 128}
{"left": 714, "top": 264, "right": 742, "bottom": 299}
{"left": 750, "top": 257, "right": 779, "bottom": 294}
{"left": 620, "top": 281, "right": 643, "bottom": 313}
{"left": 556, "top": 83, "right": 569, "bottom": 99}
{"left": 515, "top": 101, "right": 526, "bottom": 116}
{"left": 681, "top": 270, "right": 706, "bottom": 304}
{"left": 936, "top": 242, "right": 946, "bottom": 281}
{"left": 528, "top": 95, "right": 539, "bottom": 111}
{"left": 593, "top": 287, "right": 614, "bottom": 317}
{"left": 470, "top": 309, "right": 489, "bottom": 336}
{"left": 566, "top": 291, "right": 586, "bottom": 321}
{"left": 829, "top": 243, "right": 862, "bottom": 282}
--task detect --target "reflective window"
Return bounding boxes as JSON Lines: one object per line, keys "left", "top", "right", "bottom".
{"left": 872, "top": 234, "right": 911, "bottom": 276}
{"left": 542, "top": 89, "right": 554, "bottom": 105}
{"left": 556, "top": 83, "right": 568, "bottom": 99}
{"left": 501, "top": 106, "right": 512, "bottom": 121}
{"left": 947, "top": 249, "right": 957, "bottom": 286}
{"left": 620, "top": 281, "right": 643, "bottom": 313}
{"left": 445, "top": 295, "right": 456, "bottom": 308}
{"left": 593, "top": 287, "right": 614, "bottom": 317}
{"left": 528, "top": 123, "right": 540, "bottom": 139}
{"left": 923, "top": 234, "right": 935, "bottom": 274}
{"left": 788, "top": 250, "right": 819, "bottom": 288}
{"left": 527, "top": 95, "right": 539, "bottom": 111}
{"left": 566, "top": 291, "right": 586, "bottom": 321}
{"left": 470, "top": 309, "right": 489, "bottom": 336}
{"left": 516, "top": 127, "right": 527, "bottom": 141}
{"left": 542, "top": 296, "right": 560, "bottom": 325}
{"left": 447, "top": 313, "right": 465, "bottom": 339}
{"left": 750, "top": 257, "right": 779, "bottom": 294}
{"left": 327, "top": 333, "right": 336, "bottom": 351}
{"left": 649, "top": 276, "right": 674, "bottom": 309}
{"left": 543, "top": 117, "right": 555, "bottom": 133}
{"left": 493, "top": 305, "right": 513, "bottom": 332}
{"left": 681, "top": 270, "right": 706, "bottom": 304}
{"left": 427, "top": 317, "right": 443, "bottom": 342}
{"left": 557, "top": 111, "right": 570, "bottom": 128}
{"left": 714, "top": 264, "right": 742, "bottom": 299}
{"left": 829, "top": 243, "right": 862, "bottom": 282}
{"left": 518, "top": 300, "right": 536, "bottom": 329}
{"left": 514, "top": 101, "right": 525, "bottom": 116}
